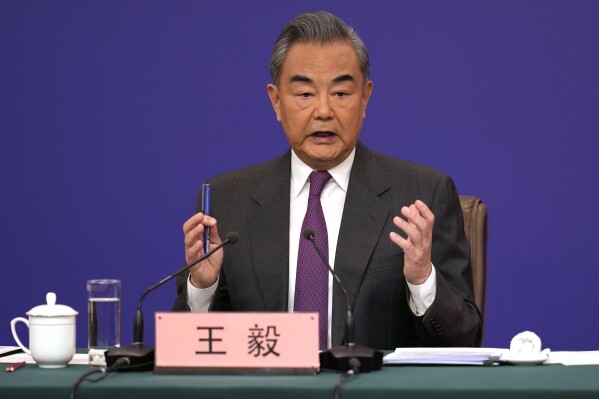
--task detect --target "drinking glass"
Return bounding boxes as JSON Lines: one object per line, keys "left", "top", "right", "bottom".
{"left": 87, "top": 279, "right": 121, "bottom": 366}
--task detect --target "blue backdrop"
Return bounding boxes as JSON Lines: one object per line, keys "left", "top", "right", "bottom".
{"left": 2, "top": 1, "right": 598, "bottom": 350}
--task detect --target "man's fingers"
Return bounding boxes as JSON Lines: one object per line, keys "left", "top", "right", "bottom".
{"left": 183, "top": 212, "right": 205, "bottom": 235}
{"left": 401, "top": 205, "right": 427, "bottom": 232}
{"left": 184, "top": 221, "right": 205, "bottom": 247}
{"left": 390, "top": 201, "right": 434, "bottom": 284}
{"left": 393, "top": 200, "right": 435, "bottom": 252}
{"left": 186, "top": 240, "right": 204, "bottom": 264}
{"left": 183, "top": 213, "right": 218, "bottom": 232}
{"left": 414, "top": 200, "right": 434, "bottom": 225}
{"left": 207, "top": 221, "right": 222, "bottom": 248}
{"left": 389, "top": 231, "right": 412, "bottom": 252}
{"left": 393, "top": 215, "right": 419, "bottom": 241}
{"left": 183, "top": 213, "right": 220, "bottom": 260}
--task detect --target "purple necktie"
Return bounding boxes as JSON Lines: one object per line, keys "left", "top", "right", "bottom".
{"left": 294, "top": 170, "right": 332, "bottom": 350}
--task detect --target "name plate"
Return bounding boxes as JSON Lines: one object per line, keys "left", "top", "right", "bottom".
{"left": 154, "top": 312, "right": 319, "bottom": 375}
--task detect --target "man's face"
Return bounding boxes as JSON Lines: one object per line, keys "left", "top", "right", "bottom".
{"left": 267, "top": 42, "right": 373, "bottom": 170}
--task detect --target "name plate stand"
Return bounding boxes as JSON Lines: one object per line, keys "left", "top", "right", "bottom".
{"left": 154, "top": 312, "right": 319, "bottom": 375}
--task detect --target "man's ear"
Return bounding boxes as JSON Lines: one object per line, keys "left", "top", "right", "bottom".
{"left": 361, "top": 80, "right": 373, "bottom": 119}
{"left": 266, "top": 83, "right": 282, "bottom": 122}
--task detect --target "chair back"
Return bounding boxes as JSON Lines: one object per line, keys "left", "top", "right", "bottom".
{"left": 459, "top": 195, "right": 488, "bottom": 322}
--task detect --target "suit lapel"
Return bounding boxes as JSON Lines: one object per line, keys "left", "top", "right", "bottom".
{"left": 242, "top": 144, "right": 391, "bottom": 335}
{"left": 332, "top": 142, "right": 391, "bottom": 345}
{"left": 247, "top": 152, "right": 291, "bottom": 311}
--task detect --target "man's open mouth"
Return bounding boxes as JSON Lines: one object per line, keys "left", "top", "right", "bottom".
{"left": 312, "top": 131, "right": 334, "bottom": 137}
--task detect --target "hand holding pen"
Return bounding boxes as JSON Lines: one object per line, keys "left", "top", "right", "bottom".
{"left": 182, "top": 185, "right": 224, "bottom": 289}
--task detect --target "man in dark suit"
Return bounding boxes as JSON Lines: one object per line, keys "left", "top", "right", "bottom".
{"left": 173, "top": 11, "right": 482, "bottom": 350}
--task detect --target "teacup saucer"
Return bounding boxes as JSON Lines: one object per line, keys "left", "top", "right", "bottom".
{"left": 502, "top": 352, "right": 549, "bottom": 365}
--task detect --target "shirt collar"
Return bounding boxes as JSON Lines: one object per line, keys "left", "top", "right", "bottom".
{"left": 290, "top": 148, "right": 356, "bottom": 199}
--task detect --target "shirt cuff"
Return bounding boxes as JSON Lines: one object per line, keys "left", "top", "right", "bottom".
{"left": 187, "top": 276, "right": 218, "bottom": 312}
{"left": 407, "top": 265, "right": 437, "bottom": 316}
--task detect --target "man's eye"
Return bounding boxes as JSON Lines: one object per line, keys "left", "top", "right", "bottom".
{"left": 335, "top": 92, "right": 347, "bottom": 97}
{"left": 298, "top": 93, "right": 312, "bottom": 98}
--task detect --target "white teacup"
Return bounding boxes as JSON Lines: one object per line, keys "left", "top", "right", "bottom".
{"left": 10, "top": 292, "right": 78, "bottom": 368}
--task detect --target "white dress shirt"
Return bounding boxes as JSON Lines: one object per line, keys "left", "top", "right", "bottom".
{"left": 187, "top": 148, "right": 437, "bottom": 346}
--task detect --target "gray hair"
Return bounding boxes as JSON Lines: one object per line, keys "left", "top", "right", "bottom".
{"left": 269, "top": 11, "right": 370, "bottom": 87}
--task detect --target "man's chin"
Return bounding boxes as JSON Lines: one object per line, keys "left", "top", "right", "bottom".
{"left": 299, "top": 149, "right": 347, "bottom": 170}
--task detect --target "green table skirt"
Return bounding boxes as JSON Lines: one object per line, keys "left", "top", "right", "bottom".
{"left": 2, "top": 363, "right": 598, "bottom": 399}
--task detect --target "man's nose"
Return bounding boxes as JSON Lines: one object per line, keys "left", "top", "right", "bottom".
{"left": 313, "top": 94, "right": 333, "bottom": 120}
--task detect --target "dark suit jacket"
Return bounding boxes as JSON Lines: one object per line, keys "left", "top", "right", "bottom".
{"left": 173, "top": 142, "right": 482, "bottom": 349}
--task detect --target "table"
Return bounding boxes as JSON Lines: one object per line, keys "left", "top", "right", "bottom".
{"left": 2, "top": 362, "right": 598, "bottom": 399}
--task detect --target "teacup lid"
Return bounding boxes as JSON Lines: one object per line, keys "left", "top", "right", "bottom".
{"left": 26, "top": 292, "right": 79, "bottom": 317}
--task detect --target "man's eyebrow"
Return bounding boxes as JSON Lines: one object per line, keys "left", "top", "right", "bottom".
{"left": 332, "top": 74, "right": 354, "bottom": 83}
{"left": 290, "top": 75, "right": 313, "bottom": 83}
{"left": 289, "top": 74, "right": 355, "bottom": 84}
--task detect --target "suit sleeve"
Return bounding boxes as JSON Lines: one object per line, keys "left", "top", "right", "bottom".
{"left": 172, "top": 271, "right": 191, "bottom": 311}
{"left": 413, "top": 174, "right": 483, "bottom": 347}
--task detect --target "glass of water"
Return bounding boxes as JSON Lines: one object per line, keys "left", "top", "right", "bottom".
{"left": 86, "top": 279, "right": 121, "bottom": 366}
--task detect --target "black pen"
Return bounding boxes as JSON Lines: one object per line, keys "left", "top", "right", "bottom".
{"left": 6, "top": 361, "right": 26, "bottom": 372}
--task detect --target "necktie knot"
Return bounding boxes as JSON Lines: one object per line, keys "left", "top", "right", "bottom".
{"left": 309, "top": 170, "right": 332, "bottom": 197}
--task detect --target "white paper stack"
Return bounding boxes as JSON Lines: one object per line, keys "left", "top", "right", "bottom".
{"left": 383, "top": 347, "right": 508, "bottom": 365}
